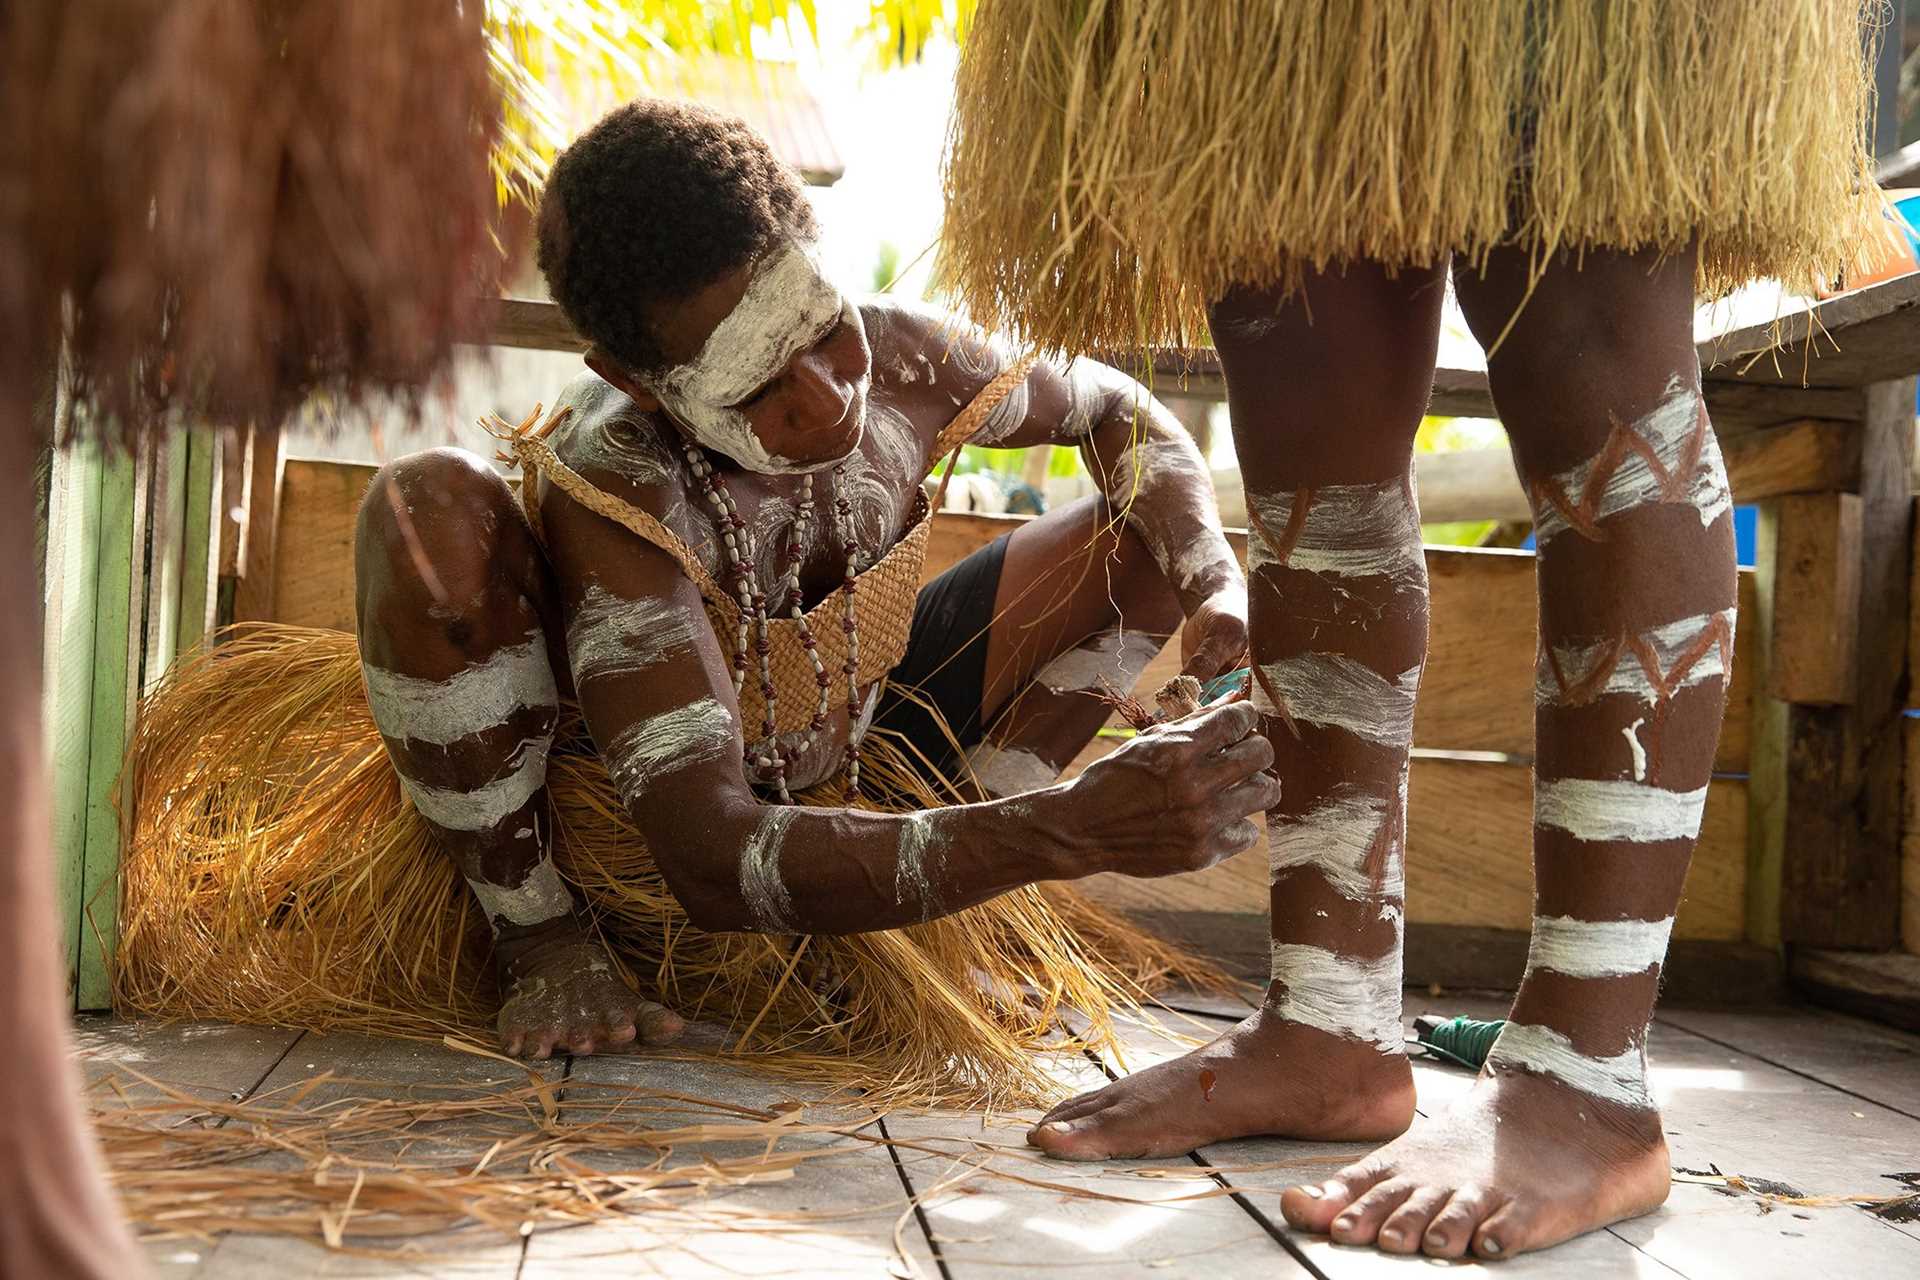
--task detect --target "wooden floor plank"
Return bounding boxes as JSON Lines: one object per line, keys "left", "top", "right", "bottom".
{"left": 522, "top": 1021, "right": 940, "bottom": 1279}
{"left": 1656, "top": 1005, "right": 1920, "bottom": 1120}
{"left": 182, "top": 1032, "right": 552, "bottom": 1279}
{"left": 75, "top": 1015, "right": 302, "bottom": 1105}
{"left": 882, "top": 1044, "right": 1314, "bottom": 1278}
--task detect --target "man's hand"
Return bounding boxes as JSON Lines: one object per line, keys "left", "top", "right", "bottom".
{"left": 1179, "top": 582, "right": 1250, "bottom": 681}
{"left": 1052, "top": 701, "right": 1277, "bottom": 879}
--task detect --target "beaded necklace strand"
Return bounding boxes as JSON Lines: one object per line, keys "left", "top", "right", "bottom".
{"left": 685, "top": 444, "right": 865, "bottom": 804}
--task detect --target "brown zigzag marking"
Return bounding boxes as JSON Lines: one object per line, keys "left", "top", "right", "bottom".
{"left": 1531, "top": 396, "right": 1714, "bottom": 543}
{"left": 1249, "top": 661, "right": 1302, "bottom": 740}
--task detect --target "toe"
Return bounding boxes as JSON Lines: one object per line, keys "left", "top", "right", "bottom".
{"left": 1329, "top": 1177, "right": 1417, "bottom": 1246}
{"left": 568, "top": 1029, "right": 598, "bottom": 1055}
{"left": 1281, "top": 1164, "right": 1385, "bottom": 1234}
{"left": 1027, "top": 1115, "right": 1112, "bottom": 1160}
{"left": 604, "top": 1019, "right": 639, "bottom": 1048}
{"left": 637, "top": 1003, "right": 686, "bottom": 1046}
{"left": 1037, "top": 1089, "right": 1109, "bottom": 1127}
{"left": 1377, "top": 1187, "right": 1450, "bottom": 1255}
{"left": 1473, "top": 1197, "right": 1529, "bottom": 1260}
{"left": 1422, "top": 1186, "right": 1492, "bottom": 1259}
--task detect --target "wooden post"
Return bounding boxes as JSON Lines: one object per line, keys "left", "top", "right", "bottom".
{"left": 75, "top": 444, "right": 140, "bottom": 1010}
{"left": 1765, "top": 492, "right": 1863, "bottom": 705}
{"left": 231, "top": 422, "right": 284, "bottom": 624}
{"left": 1760, "top": 378, "right": 1917, "bottom": 951}
{"left": 42, "top": 428, "right": 104, "bottom": 999}
{"left": 176, "top": 424, "right": 219, "bottom": 654}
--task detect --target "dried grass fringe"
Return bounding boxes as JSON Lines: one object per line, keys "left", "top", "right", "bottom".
{"left": 116, "top": 626, "right": 1227, "bottom": 1110}
{"left": 939, "top": 0, "right": 1886, "bottom": 355}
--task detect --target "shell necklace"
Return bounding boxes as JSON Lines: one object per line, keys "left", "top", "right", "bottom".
{"left": 684, "top": 444, "right": 866, "bottom": 803}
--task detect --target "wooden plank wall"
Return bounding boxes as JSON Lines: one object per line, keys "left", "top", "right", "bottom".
{"left": 267, "top": 461, "right": 1757, "bottom": 960}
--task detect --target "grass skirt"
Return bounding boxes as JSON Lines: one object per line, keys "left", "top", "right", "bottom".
{"left": 940, "top": 0, "right": 1885, "bottom": 353}
{"left": 115, "top": 627, "right": 1225, "bottom": 1107}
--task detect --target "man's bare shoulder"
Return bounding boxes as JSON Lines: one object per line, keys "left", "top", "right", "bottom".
{"left": 858, "top": 297, "right": 1010, "bottom": 404}
{"left": 546, "top": 371, "right": 685, "bottom": 498}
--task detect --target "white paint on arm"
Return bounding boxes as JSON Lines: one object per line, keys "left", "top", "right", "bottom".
{"left": 566, "top": 585, "right": 699, "bottom": 689}
{"left": 739, "top": 805, "right": 800, "bottom": 932}
{"left": 964, "top": 742, "right": 1062, "bottom": 798}
{"left": 1033, "top": 628, "right": 1164, "bottom": 695}
{"left": 602, "top": 697, "right": 736, "bottom": 808}
{"left": 895, "top": 810, "right": 950, "bottom": 922}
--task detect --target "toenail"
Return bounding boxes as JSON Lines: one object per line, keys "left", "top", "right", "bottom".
{"left": 1298, "top": 1185, "right": 1324, "bottom": 1200}
{"left": 1380, "top": 1228, "right": 1401, "bottom": 1244}
{"left": 1334, "top": 1215, "right": 1356, "bottom": 1229}
{"left": 1483, "top": 1238, "right": 1502, "bottom": 1255}
{"left": 1427, "top": 1233, "right": 1447, "bottom": 1248}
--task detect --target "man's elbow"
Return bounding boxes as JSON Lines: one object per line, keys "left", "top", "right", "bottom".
{"left": 639, "top": 794, "right": 763, "bottom": 934}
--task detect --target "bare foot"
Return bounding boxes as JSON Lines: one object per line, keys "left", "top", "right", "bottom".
{"left": 494, "top": 918, "right": 684, "bottom": 1058}
{"left": 1280, "top": 1069, "right": 1671, "bottom": 1260}
{"left": 1028, "top": 1008, "right": 1415, "bottom": 1160}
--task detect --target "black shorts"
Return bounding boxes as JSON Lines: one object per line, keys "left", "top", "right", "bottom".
{"left": 869, "top": 532, "right": 1010, "bottom": 778}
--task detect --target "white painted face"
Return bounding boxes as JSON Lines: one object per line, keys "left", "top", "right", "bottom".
{"left": 647, "top": 244, "right": 861, "bottom": 474}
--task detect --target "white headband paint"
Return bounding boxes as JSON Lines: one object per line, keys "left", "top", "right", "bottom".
{"left": 649, "top": 245, "right": 855, "bottom": 474}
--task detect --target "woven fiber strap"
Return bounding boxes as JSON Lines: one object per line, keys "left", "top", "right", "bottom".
{"left": 500, "top": 352, "right": 1039, "bottom": 736}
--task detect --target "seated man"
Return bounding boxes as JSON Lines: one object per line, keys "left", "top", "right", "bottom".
{"left": 353, "top": 99, "right": 1276, "bottom": 1060}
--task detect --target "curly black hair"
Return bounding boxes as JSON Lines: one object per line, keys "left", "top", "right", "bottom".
{"left": 536, "top": 98, "right": 819, "bottom": 376}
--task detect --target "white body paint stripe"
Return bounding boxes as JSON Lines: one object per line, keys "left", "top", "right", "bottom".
{"left": 1245, "top": 483, "right": 1425, "bottom": 590}
{"left": 1526, "top": 914, "right": 1675, "bottom": 978}
{"left": 1034, "top": 629, "right": 1163, "bottom": 695}
{"left": 1536, "top": 608, "right": 1735, "bottom": 707}
{"left": 566, "top": 585, "right": 698, "bottom": 689}
{"left": 1268, "top": 784, "right": 1404, "bottom": 901}
{"left": 1535, "top": 778, "right": 1709, "bottom": 843}
{"left": 965, "top": 743, "right": 1061, "bottom": 798}
{"left": 1268, "top": 942, "right": 1404, "bottom": 1054}
{"left": 895, "top": 811, "right": 947, "bottom": 922}
{"left": 402, "top": 737, "right": 551, "bottom": 832}
{"left": 362, "top": 641, "right": 557, "bottom": 747}
{"left": 1533, "top": 378, "right": 1731, "bottom": 547}
{"left": 603, "top": 697, "right": 734, "bottom": 806}
{"left": 1488, "top": 1022, "right": 1653, "bottom": 1109}
{"left": 466, "top": 856, "right": 572, "bottom": 929}
{"left": 1252, "top": 653, "right": 1420, "bottom": 746}
{"left": 740, "top": 806, "right": 799, "bottom": 932}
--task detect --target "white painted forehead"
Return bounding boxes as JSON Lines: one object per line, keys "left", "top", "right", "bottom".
{"left": 662, "top": 243, "right": 843, "bottom": 406}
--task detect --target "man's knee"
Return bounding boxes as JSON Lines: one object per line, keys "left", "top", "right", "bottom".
{"left": 356, "top": 448, "right": 524, "bottom": 620}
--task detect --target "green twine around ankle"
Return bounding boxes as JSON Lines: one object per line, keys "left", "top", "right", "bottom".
{"left": 1412, "top": 1015, "right": 1506, "bottom": 1070}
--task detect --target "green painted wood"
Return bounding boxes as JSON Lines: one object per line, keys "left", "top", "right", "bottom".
{"left": 176, "top": 425, "right": 218, "bottom": 656}
{"left": 43, "top": 439, "right": 105, "bottom": 999}
{"left": 76, "top": 446, "right": 138, "bottom": 1010}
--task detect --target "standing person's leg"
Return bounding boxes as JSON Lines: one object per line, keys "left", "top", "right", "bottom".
{"left": 1028, "top": 260, "right": 1447, "bottom": 1158}
{"left": 0, "top": 425, "right": 146, "bottom": 1273}
{"left": 1283, "top": 245, "right": 1723, "bottom": 1258}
